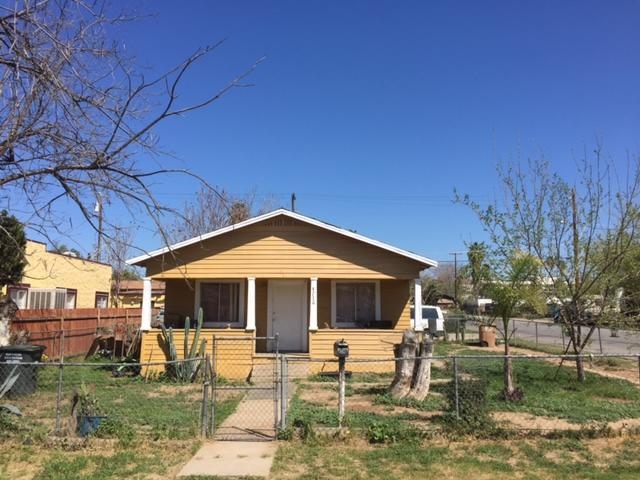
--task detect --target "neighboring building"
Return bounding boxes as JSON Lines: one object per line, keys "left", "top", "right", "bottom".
{"left": 112, "top": 279, "right": 165, "bottom": 308}
{"left": 128, "top": 209, "right": 437, "bottom": 378}
{"left": 5, "top": 240, "right": 112, "bottom": 309}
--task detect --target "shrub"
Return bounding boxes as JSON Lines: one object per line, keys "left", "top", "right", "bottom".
{"left": 365, "top": 418, "right": 422, "bottom": 444}
{"left": 443, "top": 377, "right": 495, "bottom": 434}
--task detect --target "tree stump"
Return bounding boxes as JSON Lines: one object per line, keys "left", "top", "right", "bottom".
{"left": 390, "top": 329, "right": 418, "bottom": 399}
{"left": 407, "top": 336, "right": 434, "bottom": 401}
{"left": 390, "top": 329, "right": 434, "bottom": 400}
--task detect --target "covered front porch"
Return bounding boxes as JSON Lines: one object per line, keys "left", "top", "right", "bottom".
{"left": 139, "top": 275, "right": 427, "bottom": 356}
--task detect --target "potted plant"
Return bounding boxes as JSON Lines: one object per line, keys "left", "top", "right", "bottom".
{"left": 74, "top": 383, "right": 107, "bottom": 437}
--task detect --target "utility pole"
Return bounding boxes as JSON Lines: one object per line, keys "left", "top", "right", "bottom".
{"left": 449, "top": 251, "right": 465, "bottom": 307}
{"left": 94, "top": 193, "right": 103, "bottom": 262}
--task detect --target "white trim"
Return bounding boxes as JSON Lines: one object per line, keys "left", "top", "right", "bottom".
{"left": 331, "top": 280, "right": 381, "bottom": 328}
{"left": 246, "top": 277, "right": 256, "bottom": 332}
{"left": 127, "top": 209, "right": 437, "bottom": 268}
{"left": 414, "top": 278, "right": 423, "bottom": 331}
{"left": 309, "top": 277, "right": 318, "bottom": 331}
{"left": 141, "top": 277, "right": 152, "bottom": 331}
{"left": 194, "top": 279, "right": 246, "bottom": 328}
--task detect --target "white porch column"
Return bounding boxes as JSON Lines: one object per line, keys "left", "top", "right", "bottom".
{"left": 246, "top": 277, "right": 256, "bottom": 331}
{"left": 414, "top": 278, "right": 423, "bottom": 331}
{"left": 309, "top": 277, "right": 318, "bottom": 331}
{"left": 141, "top": 277, "right": 152, "bottom": 331}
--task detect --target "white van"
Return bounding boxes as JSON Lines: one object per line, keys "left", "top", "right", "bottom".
{"left": 410, "top": 305, "right": 445, "bottom": 336}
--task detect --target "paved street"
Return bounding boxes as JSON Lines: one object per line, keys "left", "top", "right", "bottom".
{"left": 492, "top": 318, "right": 640, "bottom": 355}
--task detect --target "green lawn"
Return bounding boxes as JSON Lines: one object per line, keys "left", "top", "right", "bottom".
{"left": 453, "top": 348, "right": 640, "bottom": 423}
{"left": 272, "top": 436, "right": 640, "bottom": 480}
{"left": 4, "top": 360, "right": 240, "bottom": 442}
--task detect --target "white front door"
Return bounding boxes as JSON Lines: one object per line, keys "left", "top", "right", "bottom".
{"left": 268, "top": 280, "right": 307, "bottom": 352}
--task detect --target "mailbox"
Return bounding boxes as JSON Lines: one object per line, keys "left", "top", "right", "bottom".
{"left": 333, "top": 339, "right": 349, "bottom": 359}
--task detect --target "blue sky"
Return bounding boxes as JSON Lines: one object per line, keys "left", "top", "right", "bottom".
{"left": 21, "top": 1, "right": 640, "bottom": 266}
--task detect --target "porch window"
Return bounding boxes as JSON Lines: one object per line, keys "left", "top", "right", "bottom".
{"left": 199, "top": 281, "right": 244, "bottom": 327}
{"left": 332, "top": 281, "right": 381, "bottom": 327}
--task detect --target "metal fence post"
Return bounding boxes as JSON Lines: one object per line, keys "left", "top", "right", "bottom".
{"left": 453, "top": 355, "right": 460, "bottom": 420}
{"left": 461, "top": 317, "right": 466, "bottom": 343}
{"left": 598, "top": 327, "right": 603, "bottom": 354}
{"left": 338, "top": 357, "right": 346, "bottom": 427}
{"left": 201, "top": 354, "right": 210, "bottom": 437}
{"left": 535, "top": 322, "right": 539, "bottom": 347}
{"left": 273, "top": 334, "right": 280, "bottom": 433}
{"left": 54, "top": 331, "right": 65, "bottom": 436}
{"left": 211, "top": 337, "right": 216, "bottom": 435}
{"left": 279, "top": 354, "right": 288, "bottom": 430}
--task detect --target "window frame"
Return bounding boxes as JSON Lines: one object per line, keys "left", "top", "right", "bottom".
{"left": 194, "top": 279, "right": 245, "bottom": 328}
{"left": 64, "top": 288, "right": 77, "bottom": 309}
{"left": 330, "top": 280, "right": 381, "bottom": 328}
{"left": 7, "top": 284, "right": 29, "bottom": 309}
{"left": 95, "top": 292, "right": 109, "bottom": 309}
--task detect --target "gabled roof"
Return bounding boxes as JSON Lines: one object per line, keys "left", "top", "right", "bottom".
{"left": 127, "top": 209, "right": 437, "bottom": 268}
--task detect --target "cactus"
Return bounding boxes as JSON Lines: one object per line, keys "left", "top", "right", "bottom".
{"left": 160, "top": 308, "right": 206, "bottom": 382}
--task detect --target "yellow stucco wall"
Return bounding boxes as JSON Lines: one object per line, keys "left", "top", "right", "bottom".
{"left": 20, "top": 240, "right": 112, "bottom": 308}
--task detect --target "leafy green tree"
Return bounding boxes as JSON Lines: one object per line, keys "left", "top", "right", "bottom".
{"left": 0, "top": 211, "right": 27, "bottom": 346}
{"left": 461, "top": 241, "right": 491, "bottom": 312}
{"left": 457, "top": 151, "right": 640, "bottom": 381}
{"left": 0, "top": 211, "right": 27, "bottom": 288}
{"left": 487, "top": 253, "right": 546, "bottom": 399}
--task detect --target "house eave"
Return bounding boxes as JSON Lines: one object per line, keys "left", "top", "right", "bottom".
{"left": 126, "top": 209, "right": 437, "bottom": 269}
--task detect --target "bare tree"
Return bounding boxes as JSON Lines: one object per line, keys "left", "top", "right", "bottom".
{"left": 104, "top": 224, "right": 138, "bottom": 307}
{"left": 168, "top": 186, "right": 277, "bottom": 242}
{"left": 457, "top": 149, "right": 640, "bottom": 381}
{"left": 422, "top": 263, "right": 457, "bottom": 303}
{"left": 0, "top": 1, "right": 261, "bottom": 256}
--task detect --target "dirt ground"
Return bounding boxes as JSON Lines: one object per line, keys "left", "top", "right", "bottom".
{"left": 298, "top": 348, "right": 640, "bottom": 435}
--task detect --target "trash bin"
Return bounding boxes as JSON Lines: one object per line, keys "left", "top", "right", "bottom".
{"left": 0, "top": 345, "right": 46, "bottom": 396}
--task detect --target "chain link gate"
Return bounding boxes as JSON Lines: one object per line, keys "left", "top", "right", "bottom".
{"left": 209, "top": 335, "right": 284, "bottom": 440}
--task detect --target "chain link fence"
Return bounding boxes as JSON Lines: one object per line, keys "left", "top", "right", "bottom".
{"left": 211, "top": 336, "right": 280, "bottom": 440}
{"left": 281, "top": 352, "right": 640, "bottom": 440}
{"left": 1, "top": 358, "right": 210, "bottom": 442}
{"left": 4, "top": 347, "right": 640, "bottom": 444}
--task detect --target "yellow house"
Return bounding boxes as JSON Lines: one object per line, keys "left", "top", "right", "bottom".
{"left": 6, "top": 240, "right": 112, "bottom": 309}
{"left": 128, "top": 210, "right": 436, "bottom": 377}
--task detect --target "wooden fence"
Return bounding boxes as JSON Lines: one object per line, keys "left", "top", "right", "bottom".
{"left": 12, "top": 308, "right": 146, "bottom": 360}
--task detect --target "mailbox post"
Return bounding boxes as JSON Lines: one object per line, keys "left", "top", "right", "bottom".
{"left": 333, "top": 339, "right": 349, "bottom": 427}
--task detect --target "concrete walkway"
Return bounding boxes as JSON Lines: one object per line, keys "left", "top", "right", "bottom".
{"left": 214, "top": 358, "right": 310, "bottom": 441}
{"left": 177, "top": 441, "right": 278, "bottom": 478}
{"left": 177, "top": 356, "right": 309, "bottom": 477}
